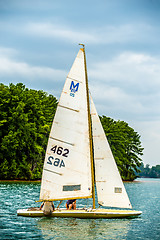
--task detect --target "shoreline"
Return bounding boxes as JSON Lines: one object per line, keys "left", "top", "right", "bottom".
{"left": 0, "top": 177, "right": 159, "bottom": 184}
{"left": 0, "top": 179, "right": 41, "bottom": 183}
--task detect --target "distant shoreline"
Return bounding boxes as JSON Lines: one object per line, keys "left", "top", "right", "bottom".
{"left": 0, "top": 179, "right": 135, "bottom": 183}
{"left": 0, "top": 180, "right": 41, "bottom": 182}
{"left": 0, "top": 177, "right": 159, "bottom": 183}
{"left": 0, "top": 179, "right": 136, "bottom": 182}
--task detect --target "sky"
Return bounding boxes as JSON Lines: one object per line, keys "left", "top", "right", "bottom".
{"left": 0, "top": 0, "right": 160, "bottom": 166}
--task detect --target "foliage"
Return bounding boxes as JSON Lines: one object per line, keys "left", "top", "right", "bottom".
{"left": 100, "top": 116, "right": 144, "bottom": 181}
{"left": 138, "top": 163, "right": 160, "bottom": 178}
{"left": 0, "top": 83, "right": 57, "bottom": 180}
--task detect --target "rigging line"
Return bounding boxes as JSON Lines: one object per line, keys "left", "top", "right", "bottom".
{"left": 58, "top": 104, "right": 79, "bottom": 112}
{"left": 49, "top": 137, "right": 74, "bottom": 146}
{"left": 83, "top": 44, "right": 96, "bottom": 209}
{"left": 96, "top": 181, "right": 106, "bottom": 182}
{"left": 57, "top": 200, "right": 63, "bottom": 209}
{"left": 44, "top": 168, "right": 62, "bottom": 176}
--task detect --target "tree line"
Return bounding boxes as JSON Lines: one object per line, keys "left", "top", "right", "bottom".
{"left": 138, "top": 163, "right": 160, "bottom": 178}
{"left": 0, "top": 83, "right": 143, "bottom": 180}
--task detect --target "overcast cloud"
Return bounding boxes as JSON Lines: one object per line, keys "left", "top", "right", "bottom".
{"left": 0, "top": 0, "right": 160, "bottom": 166}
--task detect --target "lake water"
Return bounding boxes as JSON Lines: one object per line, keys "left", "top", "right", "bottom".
{"left": 0, "top": 178, "right": 159, "bottom": 240}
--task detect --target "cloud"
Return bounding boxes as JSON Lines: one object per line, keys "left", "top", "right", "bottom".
{"left": 89, "top": 52, "right": 160, "bottom": 121}
{"left": 24, "top": 22, "right": 156, "bottom": 45}
{"left": 90, "top": 52, "right": 160, "bottom": 84}
{"left": 1, "top": 48, "right": 159, "bottom": 122}
{"left": 0, "top": 48, "right": 66, "bottom": 80}
{"left": 0, "top": 47, "right": 66, "bottom": 95}
{"left": 99, "top": 23, "right": 156, "bottom": 44}
{"left": 0, "top": 47, "right": 18, "bottom": 57}
{"left": 131, "top": 120, "right": 160, "bottom": 166}
{"left": 25, "top": 22, "right": 97, "bottom": 44}
{"left": 0, "top": 56, "right": 64, "bottom": 79}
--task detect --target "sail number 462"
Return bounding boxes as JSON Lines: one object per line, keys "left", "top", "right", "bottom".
{"left": 51, "top": 145, "right": 69, "bottom": 157}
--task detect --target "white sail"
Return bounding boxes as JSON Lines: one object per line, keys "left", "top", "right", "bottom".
{"left": 90, "top": 96, "right": 132, "bottom": 209}
{"left": 40, "top": 48, "right": 92, "bottom": 201}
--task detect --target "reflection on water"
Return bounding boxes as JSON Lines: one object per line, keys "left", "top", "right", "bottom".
{"left": 37, "top": 217, "right": 130, "bottom": 240}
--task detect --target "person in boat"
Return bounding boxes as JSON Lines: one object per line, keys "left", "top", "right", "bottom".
{"left": 66, "top": 199, "right": 76, "bottom": 210}
{"left": 40, "top": 201, "right": 55, "bottom": 215}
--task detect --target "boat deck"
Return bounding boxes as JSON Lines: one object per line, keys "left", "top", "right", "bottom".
{"left": 17, "top": 208, "right": 142, "bottom": 219}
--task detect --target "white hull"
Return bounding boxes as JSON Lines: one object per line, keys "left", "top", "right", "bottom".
{"left": 17, "top": 208, "right": 142, "bottom": 219}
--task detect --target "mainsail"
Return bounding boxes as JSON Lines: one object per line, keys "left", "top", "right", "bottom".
{"left": 90, "top": 96, "right": 132, "bottom": 209}
{"left": 40, "top": 48, "right": 92, "bottom": 201}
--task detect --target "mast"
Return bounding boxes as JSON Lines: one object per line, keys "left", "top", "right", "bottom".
{"left": 79, "top": 44, "right": 96, "bottom": 209}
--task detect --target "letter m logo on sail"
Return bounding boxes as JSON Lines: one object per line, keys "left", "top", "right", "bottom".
{"left": 69, "top": 81, "right": 79, "bottom": 97}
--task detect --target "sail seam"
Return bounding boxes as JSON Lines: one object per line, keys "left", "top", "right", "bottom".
{"left": 44, "top": 168, "right": 62, "bottom": 176}
{"left": 67, "top": 76, "right": 82, "bottom": 83}
{"left": 96, "top": 181, "right": 106, "bottom": 182}
{"left": 49, "top": 137, "right": 74, "bottom": 146}
{"left": 58, "top": 104, "right": 79, "bottom": 112}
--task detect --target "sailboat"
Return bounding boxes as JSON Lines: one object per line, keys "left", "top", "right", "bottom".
{"left": 17, "top": 45, "right": 142, "bottom": 218}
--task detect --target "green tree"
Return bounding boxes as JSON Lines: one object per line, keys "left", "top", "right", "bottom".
{"left": 0, "top": 83, "right": 57, "bottom": 180}
{"left": 100, "top": 116, "right": 143, "bottom": 180}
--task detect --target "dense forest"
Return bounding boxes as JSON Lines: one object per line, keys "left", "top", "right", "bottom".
{"left": 0, "top": 83, "right": 144, "bottom": 181}
{"left": 138, "top": 163, "right": 160, "bottom": 178}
